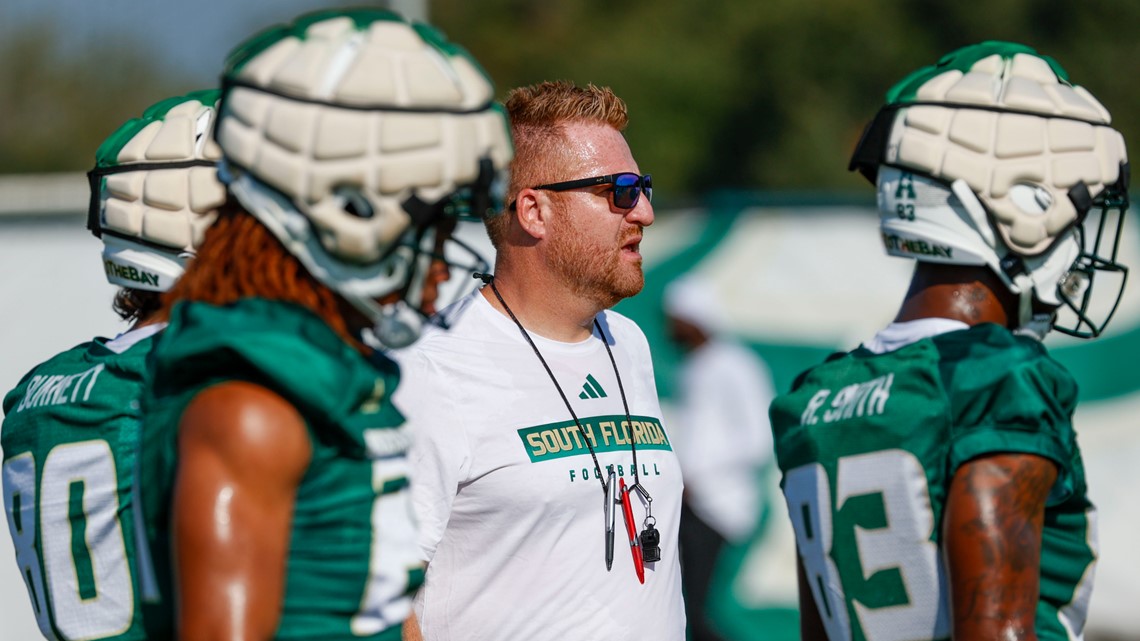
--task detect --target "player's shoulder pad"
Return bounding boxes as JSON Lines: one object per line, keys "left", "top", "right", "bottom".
{"left": 933, "top": 323, "right": 1070, "bottom": 389}
{"left": 934, "top": 322, "right": 1078, "bottom": 423}
{"left": 152, "top": 298, "right": 384, "bottom": 426}
{"left": 787, "top": 349, "right": 850, "bottom": 393}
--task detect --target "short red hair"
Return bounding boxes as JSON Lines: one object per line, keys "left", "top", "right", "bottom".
{"left": 486, "top": 81, "right": 629, "bottom": 250}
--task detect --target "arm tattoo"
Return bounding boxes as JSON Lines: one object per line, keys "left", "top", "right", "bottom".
{"left": 963, "top": 286, "right": 991, "bottom": 323}
{"left": 945, "top": 453, "right": 1057, "bottom": 640}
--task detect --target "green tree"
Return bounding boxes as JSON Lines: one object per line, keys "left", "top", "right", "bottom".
{"left": 432, "top": 0, "right": 1139, "bottom": 195}
{"left": 2, "top": 0, "right": 1137, "bottom": 195}
{"left": 0, "top": 20, "right": 191, "bottom": 173}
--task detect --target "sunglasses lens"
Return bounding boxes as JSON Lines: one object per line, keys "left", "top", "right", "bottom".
{"left": 612, "top": 173, "right": 643, "bottom": 209}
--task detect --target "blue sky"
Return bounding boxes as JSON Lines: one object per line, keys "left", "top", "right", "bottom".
{"left": 1, "top": 0, "right": 427, "bottom": 84}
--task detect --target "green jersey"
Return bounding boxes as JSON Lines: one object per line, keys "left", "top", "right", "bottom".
{"left": 769, "top": 323, "right": 1095, "bottom": 641}
{"left": 2, "top": 330, "right": 162, "bottom": 641}
{"left": 140, "top": 298, "right": 422, "bottom": 641}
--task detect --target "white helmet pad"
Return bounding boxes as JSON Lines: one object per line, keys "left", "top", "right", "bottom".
{"left": 887, "top": 99, "right": 1125, "bottom": 256}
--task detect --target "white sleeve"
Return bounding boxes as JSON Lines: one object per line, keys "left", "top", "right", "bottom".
{"left": 679, "top": 345, "right": 776, "bottom": 478}
{"left": 393, "top": 348, "right": 472, "bottom": 564}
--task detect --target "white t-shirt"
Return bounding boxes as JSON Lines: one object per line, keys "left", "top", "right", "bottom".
{"left": 670, "top": 339, "right": 775, "bottom": 542}
{"left": 105, "top": 322, "right": 167, "bottom": 354}
{"left": 392, "top": 289, "right": 686, "bottom": 641}
{"left": 861, "top": 317, "right": 970, "bottom": 354}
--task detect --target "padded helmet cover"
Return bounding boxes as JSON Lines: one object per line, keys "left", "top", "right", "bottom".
{"left": 89, "top": 90, "right": 225, "bottom": 292}
{"left": 850, "top": 41, "right": 1130, "bottom": 337}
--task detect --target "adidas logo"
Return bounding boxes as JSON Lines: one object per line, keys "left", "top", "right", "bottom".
{"left": 578, "top": 374, "right": 608, "bottom": 400}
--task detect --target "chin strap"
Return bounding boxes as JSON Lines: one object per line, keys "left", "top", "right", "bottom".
{"left": 950, "top": 179, "right": 997, "bottom": 247}
{"left": 1010, "top": 272, "right": 1053, "bottom": 341}
{"left": 1013, "top": 313, "right": 1054, "bottom": 341}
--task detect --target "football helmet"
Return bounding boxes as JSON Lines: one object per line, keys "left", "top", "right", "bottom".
{"left": 850, "top": 41, "right": 1129, "bottom": 338}
{"left": 214, "top": 9, "right": 513, "bottom": 347}
{"left": 88, "top": 90, "right": 226, "bottom": 292}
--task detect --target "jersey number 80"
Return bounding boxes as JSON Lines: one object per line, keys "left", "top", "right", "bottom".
{"left": 3, "top": 440, "right": 135, "bottom": 641}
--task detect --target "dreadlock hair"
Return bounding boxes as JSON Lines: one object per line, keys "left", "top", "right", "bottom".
{"left": 112, "top": 288, "right": 163, "bottom": 323}
{"left": 161, "top": 199, "right": 360, "bottom": 349}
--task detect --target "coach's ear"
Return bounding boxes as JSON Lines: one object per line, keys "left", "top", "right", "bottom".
{"left": 513, "top": 188, "right": 553, "bottom": 241}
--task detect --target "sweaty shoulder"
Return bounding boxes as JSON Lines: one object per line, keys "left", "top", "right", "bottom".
{"left": 933, "top": 323, "right": 1080, "bottom": 501}
{"left": 180, "top": 380, "right": 311, "bottom": 481}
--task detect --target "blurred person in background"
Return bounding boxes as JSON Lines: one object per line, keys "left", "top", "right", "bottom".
{"left": 663, "top": 275, "right": 795, "bottom": 641}
{"left": 2, "top": 90, "right": 224, "bottom": 641}
{"left": 770, "top": 41, "right": 1129, "bottom": 641}
{"left": 393, "top": 80, "right": 685, "bottom": 641}
{"left": 136, "top": 9, "right": 510, "bottom": 641}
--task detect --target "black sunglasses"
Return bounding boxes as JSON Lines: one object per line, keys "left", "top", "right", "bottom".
{"left": 515, "top": 172, "right": 652, "bottom": 210}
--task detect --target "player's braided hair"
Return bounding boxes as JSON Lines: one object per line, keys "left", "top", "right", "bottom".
{"left": 112, "top": 288, "right": 163, "bottom": 323}
{"left": 161, "top": 200, "right": 359, "bottom": 348}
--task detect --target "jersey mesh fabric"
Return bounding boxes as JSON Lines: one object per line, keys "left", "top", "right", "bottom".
{"left": 139, "top": 298, "right": 420, "bottom": 640}
{"left": 769, "top": 322, "right": 1095, "bottom": 641}
{"left": 3, "top": 336, "right": 156, "bottom": 641}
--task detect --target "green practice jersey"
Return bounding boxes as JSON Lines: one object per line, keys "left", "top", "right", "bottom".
{"left": 140, "top": 298, "right": 422, "bottom": 641}
{"left": 769, "top": 323, "right": 1095, "bottom": 641}
{"left": 2, "top": 332, "right": 160, "bottom": 641}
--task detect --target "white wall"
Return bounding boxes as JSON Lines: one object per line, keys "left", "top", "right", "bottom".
{"left": 0, "top": 216, "right": 128, "bottom": 640}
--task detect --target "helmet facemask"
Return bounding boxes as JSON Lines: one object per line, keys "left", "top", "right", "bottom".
{"left": 364, "top": 218, "right": 489, "bottom": 348}
{"left": 1051, "top": 169, "right": 1130, "bottom": 337}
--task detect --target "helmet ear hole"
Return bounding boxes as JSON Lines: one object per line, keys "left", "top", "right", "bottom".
{"left": 1009, "top": 184, "right": 1052, "bottom": 216}
{"left": 334, "top": 186, "right": 375, "bottom": 220}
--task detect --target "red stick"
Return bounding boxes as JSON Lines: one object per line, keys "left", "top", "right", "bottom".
{"left": 619, "top": 477, "right": 645, "bottom": 584}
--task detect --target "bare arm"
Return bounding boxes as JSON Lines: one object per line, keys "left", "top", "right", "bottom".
{"left": 943, "top": 453, "right": 1057, "bottom": 641}
{"left": 402, "top": 612, "right": 423, "bottom": 641}
{"left": 173, "top": 381, "right": 312, "bottom": 641}
{"left": 796, "top": 553, "right": 829, "bottom": 641}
